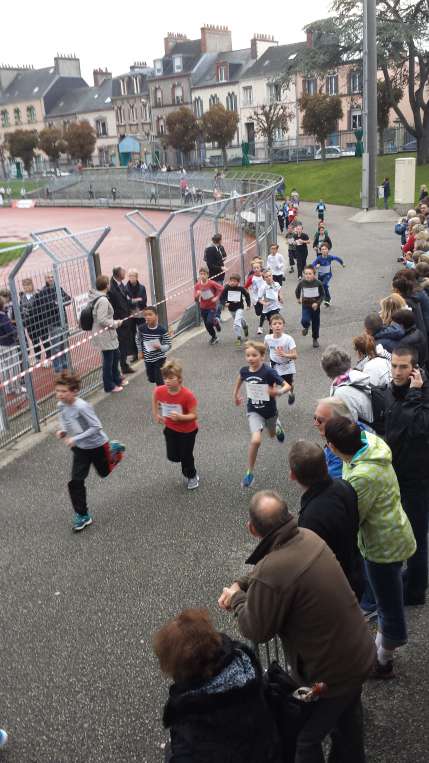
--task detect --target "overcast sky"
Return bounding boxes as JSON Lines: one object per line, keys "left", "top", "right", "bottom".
{"left": 2, "top": 0, "right": 332, "bottom": 83}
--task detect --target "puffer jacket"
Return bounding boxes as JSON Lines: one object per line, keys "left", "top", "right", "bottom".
{"left": 342, "top": 431, "right": 416, "bottom": 563}
{"left": 373, "top": 324, "right": 405, "bottom": 353}
{"left": 355, "top": 344, "right": 392, "bottom": 387}
{"left": 330, "top": 369, "right": 373, "bottom": 424}
{"left": 89, "top": 289, "right": 119, "bottom": 351}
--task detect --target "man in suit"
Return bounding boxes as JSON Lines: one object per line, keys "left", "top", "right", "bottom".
{"left": 204, "top": 233, "right": 227, "bottom": 318}
{"left": 108, "top": 266, "right": 135, "bottom": 374}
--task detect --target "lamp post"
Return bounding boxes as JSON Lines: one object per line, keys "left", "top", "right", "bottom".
{"left": 361, "top": 0, "right": 377, "bottom": 210}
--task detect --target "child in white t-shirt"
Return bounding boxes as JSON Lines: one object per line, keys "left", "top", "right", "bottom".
{"left": 258, "top": 269, "right": 282, "bottom": 332}
{"left": 264, "top": 314, "right": 297, "bottom": 404}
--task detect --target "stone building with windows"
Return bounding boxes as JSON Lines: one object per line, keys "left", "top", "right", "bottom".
{"left": 111, "top": 62, "right": 153, "bottom": 164}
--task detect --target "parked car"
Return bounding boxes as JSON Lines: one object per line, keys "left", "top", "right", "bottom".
{"left": 315, "top": 146, "right": 342, "bottom": 160}
{"left": 400, "top": 139, "right": 417, "bottom": 152}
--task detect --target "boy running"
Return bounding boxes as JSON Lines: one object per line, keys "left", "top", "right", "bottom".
{"left": 264, "top": 314, "right": 297, "bottom": 405}
{"left": 316, "top": 200, "right": 327, "bottom": 222}
{"left": 193, "top": 266, "right": 223, "bottom": 345}
{"left": 220, "top": 273, "right": 250, "bottom": 347}
{"left": 258, "top": 269, "right": 282, "bottom": 331}
{"left": 137, "top": 305, "right": 172, "bottom": 385}
{"left": 152, "top": 359, "right": 199, "bottom": 490}
{"left": 295, "top": 265, "right": 325, "bottom": 348}
{"left": 312, "top": 243, "right": 345, "bottom": 306}
{"left": 266, "top": 243, "right": 286, "bottom": 285}
{"left": 245, "top": 259, "right": 265, "bottom": 334}
{"left": 233, "top": 341, "right": 290, "bottom": 488}
{"left": 55, "top": 372, "right": 125, "bottom": 532}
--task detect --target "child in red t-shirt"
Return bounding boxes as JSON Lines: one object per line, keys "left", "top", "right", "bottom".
{"left": 152, "top": 359, "right": 199, "bottom": 490}
{"left": 193, "top": 266, "right": 223, "bottom": 345}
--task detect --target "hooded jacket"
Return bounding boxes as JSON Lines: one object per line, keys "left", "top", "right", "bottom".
{"left": 231, "top": 518, "right": 375, "bottom": 698}
{"left": 382, "top": 377, "right": 429, "bottom": 485}
{"left": 342, "top": 431, "right": 416, "bottom": 563}
{"left": 397, "top": 325, "right": 428, "bottom": 366}
{"left": 355, "top": 344, "right": 392, "bottom": 387}
{"left": 89, "top": 289, "right": 119, "bottom": 351}
{"left": 163, "top": 635, "right": 281, "bottom": 763}
{"left": 373, "top": 324, "right": 405, "bottom": 353}
{"left": 330, "top": 369, "right": 373, "bottom": 424}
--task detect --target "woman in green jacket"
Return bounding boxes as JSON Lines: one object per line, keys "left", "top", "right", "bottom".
{"left": 325, "top": 417, "right": 416, "bottom": 679}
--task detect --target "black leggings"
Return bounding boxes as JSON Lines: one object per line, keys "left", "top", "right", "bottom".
{"left": 68, "top": 444, "right": 111, "bottom": 515}
{"left": 163, "top": 427, "right": 197, "bottom": 478}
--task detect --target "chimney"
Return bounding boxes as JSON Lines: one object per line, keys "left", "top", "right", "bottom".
{"left": 130, "top": 61, "right": 152, "bottom": 75}
{"left": 250, "top": 33, "right": 277, "bottom": 60}
{"left": 306, "top": 29, "right": 313, "bottom": 48}
{"left": 93, "top": 67, "right": 112, "bottom": 87}
{"left": 200, "top": 24, "right": 232, "bottom": 54}
{"left": 0, "top": 64, "right": 33, "bottom": 91}
{"left": 164, "top": 33, "right": 188, "bottom": 55}
{"left": 54, "top": 54, "right": 81, "bottom": 78}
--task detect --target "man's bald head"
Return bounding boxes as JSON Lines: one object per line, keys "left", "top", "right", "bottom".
{"left": 249, "top": 490, "right": 292, "bottom": 538}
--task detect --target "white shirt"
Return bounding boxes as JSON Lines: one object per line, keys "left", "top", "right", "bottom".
{"left": 260, "top": 281, "right": 281, "bottom": 314}
{"left": 265, "top": 333, "right": 296, "bottom": 375}
{"left": 267, "top": 253, "right": 285, "bottom": 276}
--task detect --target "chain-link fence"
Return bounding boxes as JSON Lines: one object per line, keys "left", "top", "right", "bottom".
{"left": 0, "top": 227, "right": 110, "bottom": 449}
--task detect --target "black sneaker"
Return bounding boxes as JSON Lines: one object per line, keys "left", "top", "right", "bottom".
{"left": 371, "top": 660, "right": 395, "bottom": 680}
{"left": 404, "top": 592, "right": 426, "bottom": 606}
{"left": 302, "top": 327, "right": 309, "bottom": 336}
{"left": 209, "top": 336, "right": 219, "bottom": 345}
{"left": 288, "top": 392, "right": 295, "bottom": 405}
{"left": 289, "top": 266, "right": 294, "bottom": 273}
{"left": 313, "top": 339, "right": 320, "bottom": 348}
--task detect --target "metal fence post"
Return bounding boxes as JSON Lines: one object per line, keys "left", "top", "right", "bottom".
{"left": 239, "top": 201, "right": 246, "bottom": 282}
{"left": 148, "top": 234, "right": 168, "bottom": 327}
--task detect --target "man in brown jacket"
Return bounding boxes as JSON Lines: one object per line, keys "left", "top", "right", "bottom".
{"left": 219, "top": 490, "right": 375, "bottom": 763}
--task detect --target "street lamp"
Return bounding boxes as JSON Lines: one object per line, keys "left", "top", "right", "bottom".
{"left": 362, "top": 0, "right": 378, "bottom": 210}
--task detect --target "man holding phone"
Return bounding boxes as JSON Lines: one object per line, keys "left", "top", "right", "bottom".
{"left": 381, "top": 346, "right": 429, "bottom": 606}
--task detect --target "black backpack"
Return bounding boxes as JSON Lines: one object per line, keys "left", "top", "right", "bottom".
{"left": 79, "top": 297, "right": 100, "bottom": 331}
{"left": 340, "top": 380, "right": 388, "bottom": 435}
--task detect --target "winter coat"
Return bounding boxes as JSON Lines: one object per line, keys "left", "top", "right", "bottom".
{"left": 32, "top": 284, "right": 71, "bottom": 331}
{"left": 406, "top": 295, "right": 427, "bottom": 344}
{"left": 373, "top": 324, "right": 405, "bottom": 354}
{"left": 125, "top": 280, "right": 147, "bottom": 312}
{"left": 298, "top": 478, "right": 364, "bottom": 599}
{"left": 108, "top": 278, "right": 133, "bottom": 350}
{"left": 330, "top": 369, "right": 373, "bottom": 424}
{"left": 0, "top": 310, "right": 17, "bottom": 347}
{"left": 163, "top": 635, "right": 281, "bottom": 763}
{"left": 231, "top": 517, "right": 376, "bottom": 698}
{"left": 381, "top": 377, "right": 429, "bottom": 485}
{"left": 397, "top": 325, "right": 428, "bottom": 366}
{"left": 355, "top": 345, "right": 392, "bottom": 387}
{"left": 342, "top": 431, "right": 416, "bottom": 563}
{"left": 89, "top": 289, "right": 119, "bottom": 352}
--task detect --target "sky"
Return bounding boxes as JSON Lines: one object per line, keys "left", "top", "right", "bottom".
{"left": 2, "top": 0, "right": 333, "bottom": 83}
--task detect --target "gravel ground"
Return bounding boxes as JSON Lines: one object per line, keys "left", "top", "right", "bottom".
{"left": 1, "top": 202, "right": 428, "bottom": 762}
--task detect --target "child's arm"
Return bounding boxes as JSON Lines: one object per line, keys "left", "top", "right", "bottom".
{"left": 295, "top": 282, "right": 302, "bottom": 302}
{"left": 244, "top": 274, "right": 253, "bottom": 289}
{"left": 312, "top": 256, "right": 321, "bottom": 268}
{"left": 69, "top": 404, "right": 103, "bottom": 447}
{"left": 219, "top": 286, "right": 228, "bottom": 305}
{"left": 330, "top": 255, "right": 345, "bottom": 267}
{"left": 136, "top": 325, "right": 144, "bottom": 357}
{"left": 169, "top": 405, "right": 197, "bottom": 423}
{"left": 233, "top": 375, "right": 244, "bottom": 406}
{"left": 243, "top": 287, "right": 251, "bottom": 308}
{"left": 159, "top": 329, "right": 172, "bottom": 353}
{"left": 152, "top": 389, "right": 164, "bottom": 424}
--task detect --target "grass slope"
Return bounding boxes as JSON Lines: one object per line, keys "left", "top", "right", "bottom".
{"left": 1, "top": 179, "right": 44, "bottom": 199}
{"left": 0, "top": 241, "right": 27, "bottom": 266}
{"left": 250, "top": 154, "right": 427, "bottom": 208}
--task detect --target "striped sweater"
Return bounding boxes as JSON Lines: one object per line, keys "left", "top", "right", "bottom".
{"left": 137, "top": 322, "right": 171, "bottom": 363}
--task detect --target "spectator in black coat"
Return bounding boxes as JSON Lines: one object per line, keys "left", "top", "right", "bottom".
{"left": 204, "top": 233, "right": 227, "bottom": 319}
{"left": 32, "top": 273, "right": 71, "bottom": 372}
{"left": 154, "top": 608, "right": 281, "bottom": 763}
{"left": 289, "top": 440, "right": 364, "bottom": 599}
{"left": 392, "top": 272, "right": 428, "bottom": 343}
{"left": 392, "top": 309, "right": 428, "bottom": 368}
{"left": 125, "top": 268, "right": 147, "bottom": 363}
{"left": 108, "top": 266, "right": 134, "bottom": 374}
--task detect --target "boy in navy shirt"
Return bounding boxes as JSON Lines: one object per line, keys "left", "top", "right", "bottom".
{"left": 233, "top": 340, "right": 290, "bottom": 487}
{"left": 312, "top": 242, "right": 345, "bottom": 306}
{"left": 137, "top": 305, "right": 172, "bottom": 385}
{"left": 220, "top": 273, "right": 250, "bottom": 347}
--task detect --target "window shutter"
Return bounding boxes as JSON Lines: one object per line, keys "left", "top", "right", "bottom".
{"left": 335, "top": 75, "right": 339, "bottom": 95}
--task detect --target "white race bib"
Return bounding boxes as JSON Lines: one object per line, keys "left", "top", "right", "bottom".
{"left": 318, "top": 265, "right": 331, "bottom": 276}
{"left": 264, "top": 288, "right": 278, "bottom": 301}
{"left": 246, "top": 382, "right": 270, "bottom": 403}
{"left": 302, "top": 286, "right": 320, "bottom": 299}
{"left": 201, "top": 289, "right": 214, "bottom": 300}
{"left": 160, "top": 403, "right": 183, "bottom": 418}
{"left": 227, "top": 290, "right": 241, "bottom": 302}
{"left": 144, "top": 340, "right": 159, "bottom": 352}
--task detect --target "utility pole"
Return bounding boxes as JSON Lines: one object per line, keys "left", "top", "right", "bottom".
{"left": 362, "top": 0, "right": 377, "bottom": 210}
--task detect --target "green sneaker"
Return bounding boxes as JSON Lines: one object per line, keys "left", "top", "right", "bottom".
{"left": 241, "top": 470, "right": 254, "bottom": 488}
{"left": 234, "top": 338, "right": 242, "bottom": 347}
{"left": 73, "top": 513, "right": 93, "bottom": 532}
{"left": 276, "top": 420, "right": 285, "bottom": 443}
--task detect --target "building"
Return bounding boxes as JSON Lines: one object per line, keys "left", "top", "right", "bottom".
{"left": 111, "top": 62, "right": 153, "bottom": 165}
{"left": 0, "top": 56, "right": 86, "bottom": 172}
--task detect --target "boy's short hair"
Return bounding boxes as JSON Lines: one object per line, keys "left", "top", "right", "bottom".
{"left": 270, "top": 313, "right": 285, "bottom": 325}
{"left": 161, "top": 358, "right": 183, "bottom": 380}
{"left": 96, "top": 274, "right": 109, "bottom": 291}
{"left": 229, "top": 273, "right": 241, "bottom": 282}
{"left": 22, "top": 277, "right": 34, "bottom": 287}
{"left": 212, "top": 233, "right": 222, "bottom": 244}
{"left": 55, "top": 371, "right": 81, "bottom": 391}
{"left": 320, "top": 242, "right": 329, "bottom": 249}
{"left": 271, "top": 243, "right": 279, "bottom": 250}
{"left": 245, "top": 340, "right": 266, "bottom": 357}
{"left": 263, "top": 269, "right": 272, "bottom": 276}
{"left": 143, "top": 305, "right": 158, "bottom": 315}
{"left": 304, "top": 265, "right": 316, "bottom": 273}
{"left": 199, "top": 266, "right": 209, "bottom": 274}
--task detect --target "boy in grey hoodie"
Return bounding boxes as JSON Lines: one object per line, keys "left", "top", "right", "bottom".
{"left": 56, "top": 372, "right": 125, "bottom": 532}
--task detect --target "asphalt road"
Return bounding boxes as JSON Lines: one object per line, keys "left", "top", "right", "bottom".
{"left": 1, "top": 202, "right": 428, "bottom": 763}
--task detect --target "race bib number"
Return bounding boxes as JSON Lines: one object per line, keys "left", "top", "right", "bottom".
{"left": 201, "top": 289, "right": 214, "bottom": 300}
{"left": 302, "top": 286, "right": 320, "bottom": 299}
{"left": 246, "top": 383, "right": 270, "bottom": 403}
{"left": 265, "top": 288, "right": 278, "bottom": 301}
{"left": 144, "top": 340, "right": 159, "bottom": 352}
{"left": 160, "top": 403, "right": 183, "bottom": 418}
{"left": 227, "top": 290, "right": 241, "bottom": 302}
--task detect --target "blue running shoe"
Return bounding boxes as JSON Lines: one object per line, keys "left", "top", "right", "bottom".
{"left": 0, "top": 730, "right": 8, "bottom": 748}
{"left": 241, "top": 470, "right": 254, "bottom": 488}
{"left": 276, "top": 420, "right": 285, "bottom": 443}
{"left": 110, "top": 440, "right": 126, "bottom": 455}
{"left": 73, "top": 513, "right": 93, "bottom": 532}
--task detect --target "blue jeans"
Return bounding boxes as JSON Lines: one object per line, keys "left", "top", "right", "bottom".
{"left": 365, "top": 559, "right": 407, "bottom": 648}
{"left": 301, "top": 305, "right": 320, "bottom": 339}
{"left": 201, "top": 308, "right": 216, "bottom": 339}
{"left": 50, "top": 328, "right": 68, "bottom": 372}
{"left": 400, "top": 483, "right": 429, "bottom": 600}
{"left": 320, "top": 274, "right": 332, "bottom": 303}
{"left": 102, "top": 348, "right": 122, "bottom": 392}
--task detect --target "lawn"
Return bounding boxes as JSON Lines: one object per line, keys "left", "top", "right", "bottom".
{"left": 248, "top": 154, "right": 428, "bottom": 208}
{"left": 0, "top": 241, "right": 28, "bottom": 267}
{"left": 1, "top": 179, "right": 45, "bottom": 199}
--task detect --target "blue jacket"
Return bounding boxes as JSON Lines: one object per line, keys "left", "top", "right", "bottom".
{"left": 373, "top": 324, "right": 405, "bottom": 353}
{"left": 324, "top": 445, "right": 343, "bottom": 479}
{"left": 0, "top": 310, "right": 17, "bottom": 347}
{"left": 312, "top": 254, "right": 344, "bottom": 278}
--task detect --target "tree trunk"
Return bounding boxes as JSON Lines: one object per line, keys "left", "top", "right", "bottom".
{"left": 267, "top": 137, "right": 273, "bottom": 164}
{"left": 378, "top": 128, "right": 384, "bottom": 156}
{"left": 321, "top": 139, "right": 326, "bottom": 161}
{"left": 221, "top": 146, "right": 228, "bottom": 168}
{"left": 416, "top": 120, "right": 429, "bottom": 165}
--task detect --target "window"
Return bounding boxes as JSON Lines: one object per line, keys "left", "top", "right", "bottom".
{"left": 172, "top": 84, "right": 184, "bottom": 105}
{"left": 303, "top": 78, "right": 317, "bottom": 96}
{"left": 116, "top": 106, "right": 124, "bottom": 124}
{"left": 1, "top": 110, "right": 9, "bottom": 128}
{"left": 326, "top": 74, "right": 338, "bottom": 95}
{"left": 217, "top": 64, "right": 227, "bottom": 82}
{"left": 141, "top": 101, "right": 148, "bottom": 121}
{"left": 350, "top": 70, "right": 362, "bottom": 94}
{"left": 154, "top": 87, "right": 163, "bottom": 107}
{"left": 95, "top": 118, "right": 107, "bottom": 137}
{"left": 157, "top": 116, "right": 165, "bottom": 135}
{"left": 154, "top": 59, "right": 163, "bottom": 76}
{"left": 226, "top": 92, "right": 237, "bottom": 112}
{"left": 26, "top": 105, "right": 36, "bottom": 123}
{"left": 129, "top": 104, "right": 137, "bottom": 123}
{"left": 120, "top": 78, "right": 128, "bottom": 96}
{"left": 273, "top": 127, "right": 285, "bottom": 141}
{"left": 14, "top": 107, "right": 21, "bottom": 125}
{"left": 242, "top": 86, "right": 253, "bottom": 106}
{"left": 209, "top": 94, "right": 220, "bottom": 108}
{"left": 351, "top": 109, "right": 362, "bottom": 130}
{"left": 173, "top": 56, "right": 182, "bottom": 73}
{"left": 133, "top": 76, "right": 140, "bottom": 94}
{"left": 193, "top": 97, "right": 203, "bottom": 118}
{"left": 267, "top": 83, "right": 281, "bottom": 103}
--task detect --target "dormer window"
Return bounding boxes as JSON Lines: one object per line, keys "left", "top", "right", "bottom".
{"left": 173, "top": 56, "right": 183, "bottom": 73}
{"left": 133, "top": 76, "right": 140, "bottom": 94}
{"left": 217, "top": 63, "right": 228, "bottom": 82}
{"left": 154, "top": 59, "right": 163, "bottom": 76}
{"left": 120, "top": 78, "right": 128, "bottom": 95}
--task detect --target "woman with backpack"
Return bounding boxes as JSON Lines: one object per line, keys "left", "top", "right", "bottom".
{"left": 88, "top": 275, "right": 124, "bottom": 394}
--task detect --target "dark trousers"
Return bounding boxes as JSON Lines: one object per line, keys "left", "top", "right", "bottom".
{"left": 320, "top": 274, "right": 332, "bottom": 302}
{"left": 302, "top": 305, "right": 320, "bottom": 339}
{"left": 68, "top": 444, "right": 111, "bottom": 515}
{"left": 146, "top": 358, "right": 165, "bottom": 386}
{"left": 272, "top": 274, "right": 284, "bottom": 285}
{"left": 288, "top": 250, "right": 296, "bottom": 268}
{"left": 296, "top": 689, "right": 365, "bottom": 763}
{"left": 278, "top": 215, "right": 285, "bottom": 233}
{"left": 212, "top": 273, "right": 225, "bottom": 318}
{"left": 296, "top": 251, "right": 308, "bottom": 278}
{"left": 102, "top": 349, "right": 122, "bottom": 392}
{"left": 260, "top": 308, "right": 280, "bottom": 329}
{"left": 201, "top": 308, "right": 216, "bottom": 339}
{"left": 366, "top": 560, "right": 407, "bottom": 648}
{"left": 119, "top": 335, "right": 130, "bottom": 371}
{"left": 163, "top": 427, "right": 197, "bottom": 478}
{"left": 400, "top": 482, "right": 429, "bottom": 600}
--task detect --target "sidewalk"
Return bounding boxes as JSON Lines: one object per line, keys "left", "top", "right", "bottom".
{"left": 1, "top": 202, "right": 428, "bottom": 762}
